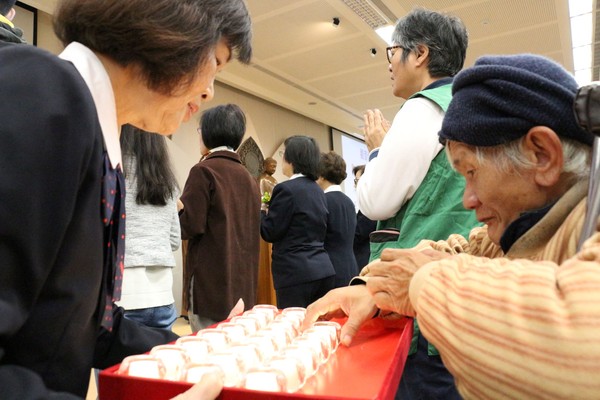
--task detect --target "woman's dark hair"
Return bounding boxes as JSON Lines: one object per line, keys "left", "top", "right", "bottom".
{"left": 319, "top": 151, "right": 347, "bottom": 185}
{"left": 200, "top": 104, "right": 246, "bottom": 150}
{"left": 53, "top": 0, "right": 252, "bottom": 96}
{"left": 120, "top": 125, "right": 179, "bottom": 206}
{"left": 392, "top": 7, "right": 468, "bottom": 77}
{"left": 352, "top": 164, "right": 366, "bottom": 177}
{"left": 283, "top": 135, "right": 321, "bottom": 181}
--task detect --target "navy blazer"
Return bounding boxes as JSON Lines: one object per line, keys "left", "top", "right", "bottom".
{"left": 0, "top": 43, "right": 176, "bottom": 398}
{"left": 324, "top": 191, "right": 359, "bottom": 287}
{"left": 261, "top": 176, "right": 335, "bottom": 289}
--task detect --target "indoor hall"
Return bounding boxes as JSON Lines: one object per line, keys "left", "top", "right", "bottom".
{"left": 2, "top": 1, "right": 596, "bottom": 399}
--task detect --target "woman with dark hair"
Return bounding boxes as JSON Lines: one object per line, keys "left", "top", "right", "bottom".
{"left": 317, "top": 151, "right": 359, "bottom": 287}
{"left": 117, "top": 125, "right": 181, "bottom": 330}
{"left": 261, "top": 135, "right": 335, "bottom": 308}
{"left": 180, "top": 104, "right": 260, "bottom": 332}
{"left": 0, "top": 0, "right": 252, "bottom": 398}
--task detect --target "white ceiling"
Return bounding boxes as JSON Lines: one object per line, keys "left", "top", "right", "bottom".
{"left": 218, "top": 0, "right": 575, "bottom": 135}
{"left": 24, "top": 0, "right": 577, "bottom": 136}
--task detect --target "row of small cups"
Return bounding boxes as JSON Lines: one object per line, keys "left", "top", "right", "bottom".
{"left": 118, "top": 305, "right": 341, "bottom": 393}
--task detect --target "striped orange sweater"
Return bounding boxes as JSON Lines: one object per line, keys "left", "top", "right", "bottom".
{"left": 410, "top": 182, "right": 600, "bottom": 399}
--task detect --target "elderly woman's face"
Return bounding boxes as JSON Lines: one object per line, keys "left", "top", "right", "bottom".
{"left": 448, "top": 142, "right": 543, "bottom": 245}
{"left": 131, "top": 39, "right": 231, "bottom": 134}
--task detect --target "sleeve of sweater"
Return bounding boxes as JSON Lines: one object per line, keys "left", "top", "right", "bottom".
{"left": 413, "top": 225, "right": 503, "bottom": 259}
{"left": 169, "top": 194, "right": 181, "bottom": 251}
{"left": 409, "top": 233, "right": 600, "bottom": 399}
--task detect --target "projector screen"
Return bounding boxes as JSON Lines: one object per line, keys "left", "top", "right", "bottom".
{"left": 330, "top": 128, "right": 369, "bottom": 208}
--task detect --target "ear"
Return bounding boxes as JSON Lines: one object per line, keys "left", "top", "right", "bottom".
{"left": 522, "top": 126, "right": 563, "bottom": 187}
{"left": 414, "top": 44, "right": 429, "bottom": 67}
{"left": 6, "top": 8, "right": 16, "bottom": 21}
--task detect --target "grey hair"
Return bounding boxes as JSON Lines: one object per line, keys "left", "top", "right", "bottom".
{"left": 391, "top": 7, "right": 468, "bottom": 77}
{"left": 446, "top": 137, "right": 591, "bottom": 186}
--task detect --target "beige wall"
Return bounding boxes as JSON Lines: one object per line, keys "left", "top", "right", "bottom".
{"left": 169, "top": 81, "right": 330, "bottom": 188}
{"left": 36, "top": 10, "right": 63, "bottom": 54}
{"left": 31, "top": 10, "right": 331, "bottom": 315}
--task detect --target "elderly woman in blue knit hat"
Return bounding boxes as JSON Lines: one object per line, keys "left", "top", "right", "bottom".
{"left": 303, "top": 54, "right": 600, "bottom": 399}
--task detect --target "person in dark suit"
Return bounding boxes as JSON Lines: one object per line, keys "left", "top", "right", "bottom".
{"left": 0, "top": 0, "right": 252, "bottom": 398}
{"left": 352, "top": 165, "right": 377, "bottom": 269}
{"left": 260, "top": 135, "right": 336, "bottom": 308}
{"left": 317, "top": 151, "right": 359, "bottom": 287}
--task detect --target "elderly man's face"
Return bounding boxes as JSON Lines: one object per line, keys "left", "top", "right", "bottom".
{"left": 448, "top": 142, "right": 544, "bottom": 245}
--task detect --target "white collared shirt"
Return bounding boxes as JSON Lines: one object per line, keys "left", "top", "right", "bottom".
{"left": 289, "top": 173, "right": 305, "bottom": 180}
{"left": 324, "top": 184, "right": 342, "bottom": 193}
{"left": 59, "top": 42, "right": 122, "bottom": 169}
{"left": 209, "top": 146, "right": 235, "bottom": 153}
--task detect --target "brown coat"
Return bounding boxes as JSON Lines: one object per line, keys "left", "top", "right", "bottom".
{"left": 179, "top": 151, "right": 260, "bottom": 321}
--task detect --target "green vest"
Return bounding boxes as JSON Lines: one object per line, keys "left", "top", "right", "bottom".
{"left": 368, "top": 83, "right": 481, "bottom": 355}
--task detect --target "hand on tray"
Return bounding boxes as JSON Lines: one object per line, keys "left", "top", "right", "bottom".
{"left": 303, "top": 285, "right": 378, "bottom": 347}
{"left": 171, "top": 369, "right": 224, "bottom": 400}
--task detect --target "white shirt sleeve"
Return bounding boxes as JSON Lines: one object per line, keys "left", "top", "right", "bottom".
{"left": 357, "top": 97, "right": 445, "bottom": 221}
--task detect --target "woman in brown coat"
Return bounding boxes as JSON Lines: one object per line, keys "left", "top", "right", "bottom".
{"left": 179, "top": 104, "right": 261, "bottom": 332}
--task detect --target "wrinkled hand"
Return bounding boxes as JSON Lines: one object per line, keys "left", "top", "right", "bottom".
{"left": 364, "top": 248, "right": 449, "bottom": 317}
{"left": 302, "top": 285, "right": 378, "bottom": 347}
{"left": 171, "top": 368, "right": 224, "bottom": 400}
{"left": 363, "top": 109, "right": 390, "bottom": 152}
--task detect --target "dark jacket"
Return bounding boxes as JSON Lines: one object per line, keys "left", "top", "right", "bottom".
{"left": 0, "top": 43, "right": 176, "bottom": 399}
{"left": 180, "top": 151, "right": 261, "bottom": 322}
{"left": 0, "top": 20, "right": 25, "bottom": 44}
{"left": 261, "top": 176, "right": 335, "bottom": 289}
{"left": 324, "top": 191, "right": 359, "bottom": 287}
{"left": 353, "top": 210, "right": 377, "bottom": 269}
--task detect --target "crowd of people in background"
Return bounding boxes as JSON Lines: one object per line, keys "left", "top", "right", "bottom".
{"left": 2, "top": 0, "right": 600, "bottom": 399}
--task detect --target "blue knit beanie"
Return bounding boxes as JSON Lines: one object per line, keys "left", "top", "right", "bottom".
{"left": 439, "top": 54, "right": 593, "bottom": 147}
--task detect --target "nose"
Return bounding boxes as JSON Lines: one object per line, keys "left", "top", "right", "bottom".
{"left": 462, "top": 184, "right": 480, "bottom": 210}
{"left": 201, "top": 80, "right": 215, "bottom": 103}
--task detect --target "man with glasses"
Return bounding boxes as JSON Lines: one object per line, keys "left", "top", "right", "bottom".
{"left": 354, "top": 7, "right": 478, "bottom": 400}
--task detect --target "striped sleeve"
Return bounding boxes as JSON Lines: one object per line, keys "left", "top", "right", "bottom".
{"left": 410, "top": 233, "right": 600, "bottom": 400}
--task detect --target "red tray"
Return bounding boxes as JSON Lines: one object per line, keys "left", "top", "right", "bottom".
{"left": 99, "top": 317, "right": 413, "bottom": 400}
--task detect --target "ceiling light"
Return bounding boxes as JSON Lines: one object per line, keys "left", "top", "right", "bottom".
{"left": 568, "top": 0, "right": 593, "bottom": 85}
{"left": 332, "top": 17, "right": 340, "bottom": 27}
{"left": 375, "top": 25, "right": 394, "bottom": 45}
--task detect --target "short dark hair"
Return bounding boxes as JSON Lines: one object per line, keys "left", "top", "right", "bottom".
{"left": 200, "top": 104, "right": 246, "bottom": 150}
{"left": 352, "top": 164, "right": 365, "bottom": 177}
{"left": 0, "top": 0, "right": 16, "bottom": 16}
{"left": 283, "top": 135, "right": 321, "bottom": 181}
{"left": 319, "top": 151, "right": 347, "bottom": 185}
{"left": 53, "top": 0, "right": 252, "bottom": 96}
{"left": 120, "top": 125, "right": 179, "bottom": 206}
{"left": 392, "top": 7, "right": 468, "bottom": 78}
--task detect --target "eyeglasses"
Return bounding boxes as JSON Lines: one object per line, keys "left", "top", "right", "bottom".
{"left": 386, "top": 45, "right": 403, "bottom": 64}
